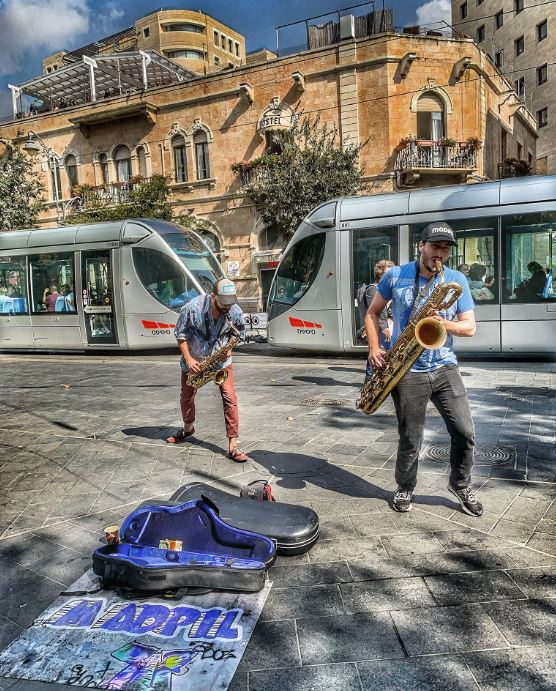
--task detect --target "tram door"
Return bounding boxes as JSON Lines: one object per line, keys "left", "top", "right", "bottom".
{"left": 81, "top": 250, "right": 118, "bottom": 345}
{"left": 351, "top": 226, "right": 399, "bottom": 346}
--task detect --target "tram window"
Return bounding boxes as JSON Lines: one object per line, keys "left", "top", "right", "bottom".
{"left": 162, "top": 231, "right": 224, "bottom": 293}
{"left": 411, "top": 218, "right": 498, "bottom": 303}
{"left": 502, "top": 211, "right": 556, "bottom": 302}
{"left": 133, "top": 247, "right": 199, "bottom": 309}
{"left": 0, "top": 256, "right": 28, "bottom": 315}
{"left": 270, "top": 232, "right": 325, "bottom": 306}
{"left": 29, "top": 253, "right": 76, "bottom": 314}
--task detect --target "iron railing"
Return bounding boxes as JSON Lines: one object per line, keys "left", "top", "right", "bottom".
{"left": 396, "top": 142, "right": 478, "bottom": 171}
{"left": 80, "top": 178, "right": 151, "bottom": 207}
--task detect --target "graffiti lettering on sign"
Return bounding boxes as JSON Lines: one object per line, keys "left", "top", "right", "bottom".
{"left": 39, "top": 598, "right": 243, "bottom": 642}
{"left": 66, "top": 642, "right": 235, "bottom": 690}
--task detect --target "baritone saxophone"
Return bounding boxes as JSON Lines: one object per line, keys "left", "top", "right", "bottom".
{"left": 356, "top": 261, "right": 462, "bottom": 415}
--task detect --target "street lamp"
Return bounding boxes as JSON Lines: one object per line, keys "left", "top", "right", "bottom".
{"left": 23, "top": 131, "right": 82, "bottom": 224}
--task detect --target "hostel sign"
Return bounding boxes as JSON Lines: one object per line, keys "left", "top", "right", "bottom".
{"left": 257, "top": 97, "right": 293, "bottom": 134}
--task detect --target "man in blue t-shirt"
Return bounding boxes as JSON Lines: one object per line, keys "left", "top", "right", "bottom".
{"left": 365, "top": 222, "right": 483, "bottom": 517}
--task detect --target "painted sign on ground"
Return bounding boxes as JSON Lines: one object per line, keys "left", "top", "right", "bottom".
{"left": 0, "top": 570, "right": 271, "bottom": 690}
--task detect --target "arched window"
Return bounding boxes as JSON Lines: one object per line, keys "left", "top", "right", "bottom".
{"left": 65, "top": 154, "right": 78, "bottom": 192}
{"left": 172, "top": 135, "right": 187, "bottom": 183}
{"left": 99, "top": 153, "right": 109, "bottom": 184}
{"left": 114, "top": 145, "right": 132, "bottom": 182}
{"left": 136, "top": 146, "right": 148, "bottom": 178}
{"left": 194, "top": 130, "right": 209, "bottom": 180}
{"left": 416, "top": 92, "right": 445, "bottom": 141}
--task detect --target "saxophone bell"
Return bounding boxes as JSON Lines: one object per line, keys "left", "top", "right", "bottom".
{"left": 414, "top": 317, "right": 447, "bottom": 350}
{"left": 213, "top": 368, "right": 229, "bottom": 386}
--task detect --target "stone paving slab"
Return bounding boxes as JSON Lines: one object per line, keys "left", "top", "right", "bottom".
{"left": 0, "top": 351, "right": 554, "bottom": 690}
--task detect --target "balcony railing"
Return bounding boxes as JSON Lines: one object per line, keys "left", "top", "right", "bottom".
{"left": 78, "top": 178, "right": 151, "bottom": 207}
{"left": 238, "top": 166, "right": 271, "bottom": 188}
{"left": 498, "top": 162, "right": 532, "bottom": 178}
{"left": 396, "top": 141, "right": 478, "bottom": 172}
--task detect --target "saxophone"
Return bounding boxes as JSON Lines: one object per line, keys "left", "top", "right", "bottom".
{"left": 356, "top": 261, "right": 462, "bottom": 415}
{"left": 186, "top": 321, "right": 242, "bottom": 389}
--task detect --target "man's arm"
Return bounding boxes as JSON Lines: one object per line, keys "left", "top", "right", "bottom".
{"left": 178, "top": 339, "right": 201, "bottom": 372}
{"left": 365, "top": 292, "right": 389, "bottom": 368}
{"left": 431, "top": 309, "right": 476, "bottom": 337}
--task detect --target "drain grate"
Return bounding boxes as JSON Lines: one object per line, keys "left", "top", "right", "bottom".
{"left": 424, "top": 443, "right": 516, "bottom": 467}
{"left": 299, "top": 397, "right": 348, "bottom": 407}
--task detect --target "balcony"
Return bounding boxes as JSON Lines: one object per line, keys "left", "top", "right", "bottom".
{"left": 76, "top": 177, "right": 151, "bottom": 208}
{"left": 498, "top": 159, "right": 532, "bottom": 179}
{"left": 395, "top": 139, "right": 478, "bottom": 184}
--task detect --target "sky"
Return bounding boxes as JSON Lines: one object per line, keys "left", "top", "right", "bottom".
{"left": 0, "top": 0, "right": 452, "bottom": 120}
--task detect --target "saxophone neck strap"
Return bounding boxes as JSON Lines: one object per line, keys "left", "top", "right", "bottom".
{"left": 407, "top": 261, "right": 438, "bottom": 324}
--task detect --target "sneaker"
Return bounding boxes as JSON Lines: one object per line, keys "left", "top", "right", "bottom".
{"left": 392, "top": 487, "right": 413, "bottom": 512}
{"left": 448, "top": 483, "right": 483, "bottom": 517}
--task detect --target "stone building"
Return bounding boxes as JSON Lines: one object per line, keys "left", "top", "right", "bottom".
{"left": 1, "top": 12, "right": 537, "bottom": 309}
{"left": 451, "top": 0, "right": 555, "bottom": 174}
{"left": 42, "top": 9, "right": 246, "bottom": 77}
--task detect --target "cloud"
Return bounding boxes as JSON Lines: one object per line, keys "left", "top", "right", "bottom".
{"left": 415, "top": 0, "right": 452, "bottom": 27}
{"left": 0, "top": 0, "right": 91, "bottom": 76}
{"left": 93, "top": 3, "right": 125, "bottom": 36}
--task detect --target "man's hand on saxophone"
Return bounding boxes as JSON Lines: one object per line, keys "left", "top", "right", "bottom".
{"left": 428, "top": 310, "right": 476, "bottom": 337}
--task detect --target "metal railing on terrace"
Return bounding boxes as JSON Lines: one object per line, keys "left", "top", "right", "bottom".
{"left": 395, "top": 141, "right": 478, "bottom": 172}
{"left": 78, "top": 178, "right": 151, "bottom": 207}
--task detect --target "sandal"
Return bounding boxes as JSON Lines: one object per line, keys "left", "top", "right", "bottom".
{"left": 166, "top": 427, "right": 195, "bottom": 444}
{"left": 229, "top": 447, "right": 249, "bottom": 463}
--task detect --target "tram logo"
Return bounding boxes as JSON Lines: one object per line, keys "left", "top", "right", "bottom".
{"left": 288, "top": 316, "right": 322, "bottom": 335}
{"left": 142, "top": 320, "right": 176, "bottom": 336}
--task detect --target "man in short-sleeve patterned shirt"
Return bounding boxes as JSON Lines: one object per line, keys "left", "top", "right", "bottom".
{"left": 365, "top": 222, "right": 483, "bottom": 516}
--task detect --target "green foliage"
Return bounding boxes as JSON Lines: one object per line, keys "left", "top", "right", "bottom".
{"left": 239, "top": 114, "right": 367, "bottom": 240}
{"left": 0, "top": 141, "right": 45, "bottom": 231}
{"left": 67, "top": 174, "right": 173, "bottom": 224}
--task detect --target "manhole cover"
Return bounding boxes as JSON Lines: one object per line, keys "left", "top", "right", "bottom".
{"left": 496, "top": 386, "right": 554, "bottom": 400}
{"left": 299, "top": 397, "right": 347, "bottom": 407}
{"left": 424, "top": 444, "right": 515, "bottom": 467}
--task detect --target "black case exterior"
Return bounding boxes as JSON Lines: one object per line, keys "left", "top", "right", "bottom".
{"left": 169, "top": 483, "right": 319, "bottom": 556}
{"left": 93, "top": 551, "right": 268, "bottom": 593}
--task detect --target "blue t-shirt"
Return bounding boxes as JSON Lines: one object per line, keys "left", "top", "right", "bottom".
{"left": 377, "top": 261, "right": 474, "bottom": 372}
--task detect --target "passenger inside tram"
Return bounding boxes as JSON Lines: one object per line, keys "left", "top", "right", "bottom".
{"left": 467, "top": 263, "right": 495, "bottom": 301}
{"left": 511, "top": 261, "right": 547, "bottom": 300}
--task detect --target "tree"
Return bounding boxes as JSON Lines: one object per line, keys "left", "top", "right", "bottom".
{"left": 0, "top": 140, "right": 45, "bottom": 231}
{"left": 67, "top": 174, "right": 173, "bottom": 224}
{"left": 238, "top": 114, "right": 367, "bottom": 241}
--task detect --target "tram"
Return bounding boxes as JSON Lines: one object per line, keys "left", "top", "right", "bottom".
{"left": 267, "top": 175, "right": 556, "bottom": 355}
{"left": 0, "top": 219, "right": 225, "bottom": 350}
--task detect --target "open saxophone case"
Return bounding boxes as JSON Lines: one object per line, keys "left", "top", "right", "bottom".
{"left": 92, "top": 496, "right": 277, "bottom": 593}
{"left": 168, "top": 483, "right": 320, "bottom": 557}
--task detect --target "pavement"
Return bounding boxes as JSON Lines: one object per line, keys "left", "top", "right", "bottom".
{"left": 0, "top": 346, "right": 554, "bottom": 690}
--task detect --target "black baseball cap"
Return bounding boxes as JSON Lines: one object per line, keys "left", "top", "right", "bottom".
{"left": 421, "top": 222, "right": 457, "bottom": 246}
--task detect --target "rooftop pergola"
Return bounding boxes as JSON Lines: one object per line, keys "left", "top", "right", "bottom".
{"left": 8, "top": 51, "right": 196, "bottom": 117}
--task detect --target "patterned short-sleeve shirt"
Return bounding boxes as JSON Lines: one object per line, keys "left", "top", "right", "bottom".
{"left": 174, "top": 294, "right": 245, "bottom": 373}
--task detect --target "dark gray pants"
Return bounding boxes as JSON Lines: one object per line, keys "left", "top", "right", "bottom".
{"left": 390, "top": 364, "right": 475, "bottom": 492}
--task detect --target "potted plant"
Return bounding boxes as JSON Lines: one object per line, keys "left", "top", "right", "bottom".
{"left": 437, "top": 137, "right": 457, "bottom": 147}
{"left": 394, "top": 136, "right": 417, "bottom": 152}
{"left": 464, "top": 136, "right": 483, "bottom": 150}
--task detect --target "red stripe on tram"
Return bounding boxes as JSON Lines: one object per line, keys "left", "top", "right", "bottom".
{"left": 142, "top": 320, "right": 159, "bottom": 329}
{"left": 289, "top": 317, "right": 304, "bottom": 327}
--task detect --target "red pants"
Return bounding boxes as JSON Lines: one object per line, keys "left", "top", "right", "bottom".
{"left": 180, "top": 366, "right": 239, "bottom": 438}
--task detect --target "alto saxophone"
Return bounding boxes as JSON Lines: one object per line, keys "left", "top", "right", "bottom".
{"left": 356, "top": 261, "right": 462, "bottom": 415}
{"left": 186, "top": 321, "right": 243, "bottom": 389}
